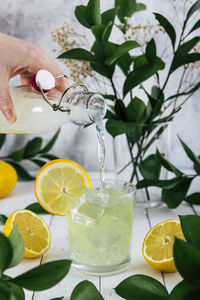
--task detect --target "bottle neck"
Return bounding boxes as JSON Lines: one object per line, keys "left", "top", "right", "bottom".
{"left": 64, "top": 92, "right": 106, "bottom": 126}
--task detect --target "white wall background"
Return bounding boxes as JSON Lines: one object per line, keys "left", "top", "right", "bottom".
{"left": 0, "top": 0, "right": 199, "bottom": 174}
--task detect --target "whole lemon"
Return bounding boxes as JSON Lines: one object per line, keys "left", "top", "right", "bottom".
{"left": 0, "top": 161, "right": 18, "bottom": 198}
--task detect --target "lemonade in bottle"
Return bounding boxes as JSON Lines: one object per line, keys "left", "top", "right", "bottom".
{"left": 0, "top": 70, "right": 106, "bottom": 134}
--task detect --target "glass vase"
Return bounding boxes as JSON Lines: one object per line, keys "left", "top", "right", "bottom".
{"left": 113, "top": 123, "right": 171, "bottom": 208}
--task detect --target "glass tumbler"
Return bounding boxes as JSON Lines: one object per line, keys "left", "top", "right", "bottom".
{"left": 66, "top": 179, "right": 136, "bottom": 276}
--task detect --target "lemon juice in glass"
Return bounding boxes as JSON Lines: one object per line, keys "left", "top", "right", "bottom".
{"left": 66, "top": 179, "right": 136, "bottom": 275}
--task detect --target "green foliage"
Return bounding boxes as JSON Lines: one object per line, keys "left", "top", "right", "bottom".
{"left": 115, "top": 0, "right": 137, "bottom": 23}
{"left": 56, "top": 0, "right": 200, "bottom": 201}
{"left": 154, "top": 13, "right": 176, "bottom": 49}
{"left": 8, "top": 225, "right": 24, "bottom": 268}
{"left": 115, "top": 274, "right": 169, "bottom": 299}
{"left": 139, "top": 154, "right": 161, "bottom": 180}
{"left": 0, "top": 129, "right": 60, "bottom": 181}
{"left": 0, "top": 215, "right": 7, "bottom": 225}
{"left": 0, "top": 226, "right": 71, "bottom": 297}
{"left": 70, "top": 280, "right": 104, "bottom": 300}
{"left": 12, "top": 260, "right": 71, "bottom": 291}
{"left": 105, "top": 41, "right": 140, "bottom": 65}
{"left": 25, "top": 202, "right": 50, "bottom": 214}
{"left": 137, "top": 138, "right": 200, "bottom": 208}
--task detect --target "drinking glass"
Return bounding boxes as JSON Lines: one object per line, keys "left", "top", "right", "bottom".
{"left": 66, "top": 179, "right": 136, "bottom": 276}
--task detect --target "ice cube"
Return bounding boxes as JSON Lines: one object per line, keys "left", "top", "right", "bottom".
{"left": 72, "top": 200, "right": 105, "bottom": 226}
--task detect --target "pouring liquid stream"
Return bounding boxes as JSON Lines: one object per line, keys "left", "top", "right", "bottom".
{"left": 96, "top": 121, "right": 105, "bottom": 190}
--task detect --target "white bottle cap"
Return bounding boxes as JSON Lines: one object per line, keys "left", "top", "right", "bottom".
{"left": 35, "top": 70, "right": 55, "bottom": 90}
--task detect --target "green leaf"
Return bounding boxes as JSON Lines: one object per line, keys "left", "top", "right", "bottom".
{"left": 162, "top": 177, "right": 192, "bottom": 208}
{"left": 91, "top": 39, "right": 106, "bottom": 62}
{"left": 123, "top": 57, "right": 165, "bottom": 96}
{"left": 24, "top": 137, "right": 42, "bottom": 158}
{"left": 179, "top": 136, "right": 200, "bottom": 166}
{"left": 139, "top": 154, "right": 161, "bottom": 180}
{"left": 170, "top": 280, "right": 200, "bottom": 300}
{"left": 75, "top": 5, "right": 91, "bottom": 28}
{"left": 0, "top": 280, "right": 25, "bottom": 300}
{"left": 86, "top": 0, "right": 101, "bottom": 26}
{"left": 172, "top": 37, "right": 200, "bottom": 71}
{"left": 135, "top": 3, "right": 146, "bottom": 12}
{"left": 106, "top": 119, "right": 140, "bottom": 138}
{"left": 8, "top": 225, "right": 24, "bottom": 268}
{"left": 0, "top": 280, "right": 11, "bottom": 300}
{"left": 184, "top": 0, "right": 200, "bottom": 27}
{"left": 0, "top": 134, "right": 6, "bottom": 149}
{"left": 102, "top": 8, "right": 117, "bottom": 24}
{"left": 173, "top": 53, "right": 200, "bottom": 70}
{"left": 9, "top": 147, "right": 26, "bottom": 162}
{"left": 137, "top": 177, "right": 187, "bottom": 190}
{"left": 115, "top": 0, "right": 137, "bottom": 22}
{"left": 126, "top": 97, "right": 146, "bottom": 122}
{"left": 5, "top": 161, "right": 34, "bottom": 181}
{"left": 70, "top": 280, "right": 104, "bottom": 300}
{"left": 58, "top": 48, "right": 99, "bottom": 64}
{"left": 31, "top": 159, "right": 46, "bottom": 168}
{"left": 188, "top": 19, "right": 200, "bottom": 35}
{"left": 146, "top": 39, "right": 156, "bottom": 63}
{"left": 11, "top": 260, "right": 71, "bottom": 291}
{"left": 174, "top": 237, "right": 200, "bottom": 286}
{"left": 177, "top": 37, "right": 200, "bottom": 56}
{"left": 0, "top": 214, "right": 7, "bottom": 225}
{"left": 134, "top": 54, "right": 148, "bottom": 69}
{"left": 0, "top": 233, "right": 13, "bottom": 276}
{"left": 105, "top": 41, "right": 140, "bottom": 65}
{"left": 39, "top": 154, "right": 59, "bottom": 160}
{"left": 39, "top": 129, "right": 60, "bottom": 154}
{"left": 116, "top": 53, "right": 132, "bottom": 75}
{"left": 156, "top": 149, "right": 183, "bottom": 176}
{"left": 115, "top": 100, "right": 126, "bottom": 120}
{"left": 179, "top": 215, "right": 200, "bottom": 249}
{"left": 185, "top": 193, "right": 200, "bottom": 205}
{"left": 154, "top": 13, "right": 176, "bottom": 48}
{"left": 115, "top": 274, "right": 169, "bottom": 300}
{"left": 25, "top": 203, "right": 50, "bottom": 214}
{"left": 102, "top": 94, "right": 115, "bottom": 101}
{"left": 50, "top": 298, "right": 64, "bottom": 300}
{"left": 92, "top": 23, "right": 112, "bottom": 41}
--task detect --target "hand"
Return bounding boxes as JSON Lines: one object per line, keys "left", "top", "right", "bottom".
{"left": 0, "top": 33, "right": 68, "bottom": 123}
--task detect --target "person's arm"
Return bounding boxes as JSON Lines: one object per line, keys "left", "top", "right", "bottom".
{"left": 0, "top": 33, "right": 68, "bottom": 123}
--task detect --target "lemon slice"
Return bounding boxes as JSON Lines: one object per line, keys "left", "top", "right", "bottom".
{"left": 3, "top": 209, "right": 51, "bottom": 258}
{"left": 142, "top": 219, "right": 185, "bottom": 272}
{"left": 34, "top": 159, "right": 91, "bottom": 216}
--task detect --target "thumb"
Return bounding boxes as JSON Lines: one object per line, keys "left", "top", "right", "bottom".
{"left": 0, "top": 73, "right": 16, "bottom": 123}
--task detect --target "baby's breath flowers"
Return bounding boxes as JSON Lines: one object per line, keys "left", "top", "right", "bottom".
{"left": 51, "top": 23, "right": 92, "bottom": 83}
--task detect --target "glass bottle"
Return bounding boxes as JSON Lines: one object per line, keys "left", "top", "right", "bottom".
{"left": 0, "top": 70, "right": 106, "bottom": 134}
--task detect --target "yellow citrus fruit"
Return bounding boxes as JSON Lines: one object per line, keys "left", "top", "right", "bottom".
{"left": 0, "top": 161, "right": 17, "bottom": 198}
{"left": 34, "top": 159, "right": 91, "bottom": 216}
{"left": 3, "top": 209, "right": 51, "bottom": 258}
{"left": 142, "top": 219, "right": 185, "bottom": 272}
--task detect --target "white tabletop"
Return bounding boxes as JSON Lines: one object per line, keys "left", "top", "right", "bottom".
{"left": 0, "top": 176, "right": 199, "bottom": 300}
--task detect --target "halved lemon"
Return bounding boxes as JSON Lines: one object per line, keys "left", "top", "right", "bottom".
{"left": 3, "top": 209, "right": 51, "bottom": 258}
{"left": 142, "top": 219, "right": 185, "bottom": 272}
{"left": 34, "top": 159, "right": 91, "bottom": 216}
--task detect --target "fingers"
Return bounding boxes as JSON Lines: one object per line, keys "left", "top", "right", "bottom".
{"left": 24, "top": 46, "right": 68, "bottom": 92}
{"left": 0, "top": 73, "right": 16, "bottom": 123}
